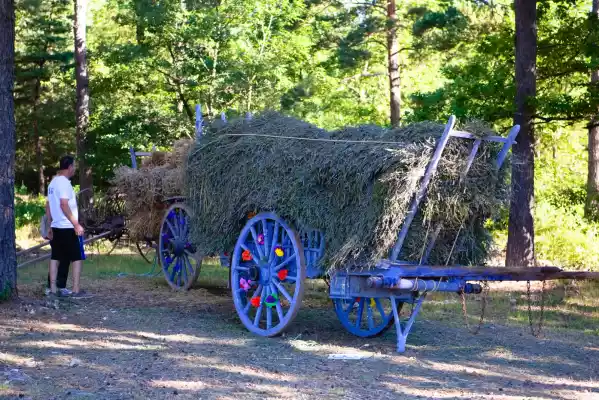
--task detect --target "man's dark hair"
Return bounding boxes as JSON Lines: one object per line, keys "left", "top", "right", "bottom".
{"left": 59, "top": 155, "right": 75, "bottom": 170}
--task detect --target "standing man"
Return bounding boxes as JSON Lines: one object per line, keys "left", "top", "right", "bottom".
{"left": 43, "top": 199, "right": 71, "bottom": 296}
{"left": 43, "top": 172, "right": 72, "bottom": 296}
{"left": 47, "top": 155, "right": 90, "bottom": 298}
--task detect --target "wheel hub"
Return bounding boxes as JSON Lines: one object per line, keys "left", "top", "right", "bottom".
{"left": 260, "top": 265, "right": 271, "bottom": 285}
{"left": 172, "top": 239, "right": 187, "bottom": 257}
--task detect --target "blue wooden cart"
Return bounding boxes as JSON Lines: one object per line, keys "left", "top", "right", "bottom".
{"left": 160, "top": 111, "right": 599, "bottom": 352}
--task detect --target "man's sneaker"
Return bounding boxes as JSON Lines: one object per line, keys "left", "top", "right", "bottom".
{"left": 71, "top": 290, "right": 94, "bottom": 299}
{"left": 45, "top": 288, "right": 72, "bottom": 297}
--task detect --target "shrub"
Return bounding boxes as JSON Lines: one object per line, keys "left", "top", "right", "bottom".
{"left": 534, "top": 202, "right": 599, "bottom": 271}
{"left": 15, "top": 195, "right": 45, "bottom": 229}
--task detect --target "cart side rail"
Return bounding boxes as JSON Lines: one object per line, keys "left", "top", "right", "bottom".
{"left": 390, "top": 116, "right": 520, "bottom": 262}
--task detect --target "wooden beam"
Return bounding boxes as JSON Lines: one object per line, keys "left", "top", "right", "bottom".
{"left": 376, "top": 261, "right": 599, "bottom": 281}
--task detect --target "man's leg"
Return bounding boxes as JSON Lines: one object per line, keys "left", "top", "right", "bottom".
{"left": 48, "top": 230, "right": 61, "bottom": 294}
{"left": 47, "top": 260, "right": 70, "bottom": 289}
{"left": 71, "top": 260, "right": 82, "bottom": 293}
{"left": 49, "top": 259, "right": 59, "bottom": 294}
{"left": 57, "top": 260, "right": 70, "bottom": 289}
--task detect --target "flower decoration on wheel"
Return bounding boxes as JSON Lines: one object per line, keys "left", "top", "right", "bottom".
{"left": 275, "top": 246, "right": 284, "bottom": 257}
{"left": 277, "top": 269, "right": 288, "bottom": 281}
{"left": 265, "top": 293, "right": 279, "bottom": 308}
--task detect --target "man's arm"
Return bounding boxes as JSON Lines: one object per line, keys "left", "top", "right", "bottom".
{"left": 45, "top": 200, "right": 53, "bottom": 240}
{"left": 60, "top": 198, "right": 84, "bottom": 235}
{"left": 45, "top": 200, "right": 51, "bottom": 223}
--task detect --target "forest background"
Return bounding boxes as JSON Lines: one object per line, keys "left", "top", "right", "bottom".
{"left": 11, "top": 0, "right": 599, "bottom": 271}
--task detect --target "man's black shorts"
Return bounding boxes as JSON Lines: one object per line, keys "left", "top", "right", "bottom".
{"left": 50, "top": 228, "right": 82, "bottom": 262}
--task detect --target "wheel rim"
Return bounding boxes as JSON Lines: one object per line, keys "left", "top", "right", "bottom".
{"left": 159, "top": 203, "right": 201, "bottom": 290}
{"left": 231, "top": 212, "right": 306, "bottom": 337}
{"left": 105, "top": 238, "right": 120, "bottom": 255}
{"left": 333, "top": 297, "right": 402, "bottom": 338}
{"left": 136, "top": 241, "right": 155, "bottom": 264}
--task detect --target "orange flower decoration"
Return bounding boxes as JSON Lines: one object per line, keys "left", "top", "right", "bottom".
{"left": 248, "top": 211, "right": 257, "bottom": 219}
{"left": 250, "top": 296, "right": 261, "bottom": 307}
{"left": 277, "top": 269, "right": 288, "bottom": 281}
{"left": 242, "top": 250, "right": 252, "bottom": 262}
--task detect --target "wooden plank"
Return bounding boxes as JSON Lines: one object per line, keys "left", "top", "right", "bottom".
{"left": 450, "top": 131, "right": 511, "bottom": 143}
{"left": 376, "top": 260, "right": 599, "bottom": 281}
{"left": 17, "top": 231, "right": 113, "bottom": 269}
{"left": 17, "top": 240, "right": 50, "bottom": 257}
{"left": 542, "top": 271, "right": 599, "bottom": 281}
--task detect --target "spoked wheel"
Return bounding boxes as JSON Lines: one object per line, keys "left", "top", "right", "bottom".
{"left": 105, "top": 238, "right": 120, "bottom": 255}
{"left": 333, "top": 297, "right": 403, "bottom": 337}
{"left": 136, "top": 240, "right": 156, "bottom": 264}
{"left": 159, "top": 203, "right": 201, "bottom": 291}
{"left": 231, "top": 212, "right": 306, "bottom": 337}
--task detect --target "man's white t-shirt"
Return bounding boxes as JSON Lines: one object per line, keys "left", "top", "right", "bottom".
{"left": 47, "top": 176, "right": 78, "bottom": 229}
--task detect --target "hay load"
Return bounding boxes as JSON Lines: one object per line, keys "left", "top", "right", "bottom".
{"left": 186, "top": 111, "right": 510, "bottom": 271}
{"left": 112, "top": 139, "right": 193, "bottom": 240}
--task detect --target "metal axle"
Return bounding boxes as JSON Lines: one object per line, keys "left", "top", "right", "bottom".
{"left": 367, "top": 276, "right": 482, "bottom": 294}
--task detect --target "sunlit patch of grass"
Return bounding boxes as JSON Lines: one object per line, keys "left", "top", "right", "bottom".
{"left": 17, "top": 245, "right": 599, "bottom": 336}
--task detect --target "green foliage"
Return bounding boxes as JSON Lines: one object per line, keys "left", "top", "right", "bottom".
{"left": 14, "top": 0, "right": 75, "bottom": 192}
{"left": 10, "top": 0, "right": 599, "bottom": 272}
{"left": 535, "top": 203, "right": 599, "bottom": 271}
{"left": 15, "top": 195, "right": 45, "bottom": 229}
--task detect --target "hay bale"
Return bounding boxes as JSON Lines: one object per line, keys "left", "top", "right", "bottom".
{"left": 170, "top": 139, "right": 194, "bottom": 168}
{"left": 127, "top": 210, "right": 163, "bottom": 241}
{"left": 141, "top": 151, "right": 168, "bottom": 169}
{"left": 111, "top": 139, "right": 194, "bottom": 240}
{"left": 186, "top": 111, "right": 510, "bottom": 271}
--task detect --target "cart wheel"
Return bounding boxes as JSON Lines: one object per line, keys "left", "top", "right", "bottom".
{"left": 105, "top": 238, "right": 120, "bottom": 255}
{"left": 231, "top": 212, "right": 306, "bottom": 337}
{"left": 136, "top": 241, "right": 156, "bottom": 264}
{"left": 333, "top": 297, "right": 402, "bottom": 338}
{"left": 159, "top": 203, "right": 201, "bottom": 291}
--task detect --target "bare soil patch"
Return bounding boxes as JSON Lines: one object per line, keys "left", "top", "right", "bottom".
{"left": 2, "top": 264, "right": 599, "bottom": 400}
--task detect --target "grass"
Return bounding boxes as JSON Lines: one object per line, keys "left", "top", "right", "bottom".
{"left": 16, "top": 242, "right": 599, "bottom": 340}
{"left": 17, "top": 242, "right": 230, "bottom": 290}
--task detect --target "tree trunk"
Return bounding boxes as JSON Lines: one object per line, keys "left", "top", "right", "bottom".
{"left": 74, "top": 0, "right": 92, "bottom": 207}
{"left": 506, "top": 0, "right": 537, "bottom": 267}
{"left": 386, "top": 0, "right": 400, "bottom": 127}
{"left": 585, "top": 0, "right": 599, "bottom": 220}
{"left": 35, "top": 119, "right": 44, "bottom": 194}
{"left": 33, "top": 69, "right": 44, "bottom": 194}
{"left": 0, "top": 0, "right": 17, "bottom": 299}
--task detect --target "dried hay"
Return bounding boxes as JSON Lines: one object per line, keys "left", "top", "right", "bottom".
{"left": 186, "top": 111, "right": 510, "bottom": 272}
{"left": 111, "top": 139, "right": 193, "bottom": 240}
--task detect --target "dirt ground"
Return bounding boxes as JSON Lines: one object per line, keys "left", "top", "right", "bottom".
{"left": 2, "top": 267, "right": 599, "bottom": 400}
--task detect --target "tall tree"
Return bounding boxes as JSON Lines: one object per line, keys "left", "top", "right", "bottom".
{"left": 506, "top": 0, "right": 537, "bottom": 267}
{"left": 74, "top": 0, "right": 92, "bottom": 206}
{"left": 586, "top": 0, "right": 599, "bottom": 219}
{"left": 387, "top": 0, "right": 400, "bottom": 127}
{"left": 0, "top": 0, "right": 17, "bottom": 298}
{"left": 14, "top": 0, "right": 72, "bottom": 194}
{"left": 315, "top": 1, "right": 427, "bottom": 127}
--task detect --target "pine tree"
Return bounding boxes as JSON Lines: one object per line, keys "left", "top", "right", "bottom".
{"left": 586, "top": 0, "right": 599, "bottom": 219}
{"left": 506, "top": 0, "right": 537, "bottom": 267}
{"left": 0, "top": 0, "right": 17, "bottom": 299}
{"left": 74, "top": 0, "right": 92, "bottom": 207}
{"left": 14, "top": 0, "right": 72, "bottom": 194}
